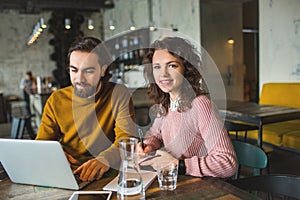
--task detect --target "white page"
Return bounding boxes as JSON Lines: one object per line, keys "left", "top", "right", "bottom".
{"left": 103, "top": 170, "right": 157, "bottom": 191}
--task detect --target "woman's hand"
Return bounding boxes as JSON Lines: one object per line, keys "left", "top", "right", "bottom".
{"left": 139, "top": 150, "right": 178, "bottom": 170}
{"left": 136, "top": 142, "right": 156, "bottom": 164}
{"left": 136, "top": 142, "right": 155, "bottom": 154}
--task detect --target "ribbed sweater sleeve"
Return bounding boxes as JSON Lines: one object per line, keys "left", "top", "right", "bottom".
{"left": 144, "top": 96, "right": 237, "bottom": 178}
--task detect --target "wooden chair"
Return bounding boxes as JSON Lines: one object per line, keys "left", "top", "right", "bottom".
{"left": 232, "top": 140, "right": 268, "bottom": 179}
{"left": 228, "top": 174, "right": 300, "bottom": 199}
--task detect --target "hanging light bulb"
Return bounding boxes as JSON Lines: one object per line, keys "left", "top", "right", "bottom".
{"left": 65, "top": 18, "right": 71, "bottom": 29}
{"left": 227, "top": 37, "right": 235, "bottom": 45}
{"left": 40, "top": 18, "right": 47, "bottom": 29}
{"left": 129, "top": 24, "right": 136, "bottom": 31}
{"left": 36, "top": 22, "right": 43, "bottom": 32}
{"left": 149, "top": 22, "right": 156, "bottom": 31}
{"left": 27, "top": 18, "right": 48, "bottom": 45}
{"left": 109, "top": 20, "right": 115, "bottom": 30}
{"left": 129, "top": 9, "right": 136, "bottom": 31}
{"left": 88, "top": 19, "right": 94, "bottom": 30}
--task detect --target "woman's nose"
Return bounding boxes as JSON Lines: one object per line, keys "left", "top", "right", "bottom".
{"left": 161, "top": 66, "right": 169, "bottom": 76}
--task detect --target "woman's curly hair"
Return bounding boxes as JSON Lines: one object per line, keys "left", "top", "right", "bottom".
{"left": 143, "top": 36, "right": 207, "bottom": 116}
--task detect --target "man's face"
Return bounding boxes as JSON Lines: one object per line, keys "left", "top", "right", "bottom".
{"left": 69, "top": 51, "right": 106, "bottom": 98}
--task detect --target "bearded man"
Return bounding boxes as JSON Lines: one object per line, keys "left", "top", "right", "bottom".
{"left": 36, "top": 37, "right": 136, "bottom": 182}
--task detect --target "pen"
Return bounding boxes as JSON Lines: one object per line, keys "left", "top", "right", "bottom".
{"left": 138, "top": 128, "right": 144, "bottom": 149}
{"left": 138, "top": 154, "right": 161, "bottom": 165}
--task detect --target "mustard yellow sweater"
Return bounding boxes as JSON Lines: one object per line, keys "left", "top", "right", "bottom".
{"left": 36, "top": 82, "right": 136, "bottom": 167}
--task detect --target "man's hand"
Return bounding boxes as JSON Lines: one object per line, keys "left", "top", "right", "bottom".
{"left": 64, "top": 152, "right": 80, "bottom": 166}
{"left": 74, "top": 158, "right": 109, "bottom": 182}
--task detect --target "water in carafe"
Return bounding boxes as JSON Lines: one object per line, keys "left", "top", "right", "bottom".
{"left": 117, "top": 137, "right": 145, "bottom": 200}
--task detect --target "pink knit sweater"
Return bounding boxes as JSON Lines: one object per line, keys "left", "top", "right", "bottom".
{"left": 144, "top": 95, "right": 237, "bottom": 178}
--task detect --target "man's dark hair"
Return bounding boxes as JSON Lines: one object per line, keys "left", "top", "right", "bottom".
{"left": 67, "top": 37, "right": 112, "bottom": 82}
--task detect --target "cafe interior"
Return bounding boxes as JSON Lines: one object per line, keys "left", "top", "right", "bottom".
{"left": 1, "top": 0, "right": 300, "bottom": 199}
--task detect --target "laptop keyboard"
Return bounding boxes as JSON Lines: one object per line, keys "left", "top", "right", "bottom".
{"left": 74, "top": 173, "right": 83, "bottom": 184}
{"left": 74, "top": 173, "right": 96, "bottom": 189}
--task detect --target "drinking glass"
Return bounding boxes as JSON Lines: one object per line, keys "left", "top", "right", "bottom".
{"left": 156, "top": 162, "right": 178, "bottom": 191}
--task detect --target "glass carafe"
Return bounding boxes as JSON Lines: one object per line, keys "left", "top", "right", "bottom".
{"left": 117, "top": 137, "right": 145, "bottom": 200}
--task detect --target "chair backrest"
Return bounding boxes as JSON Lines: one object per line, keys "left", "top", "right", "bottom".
{"left": 224, "top": 120, "right": 257, "bottom": 141}
{"left": 259, "top": 83, "right": 300, "bottom": 108}
{"left": 232, "top": 140, "right": 268, "bottom": 178}
{"left": 228, "top": 175, "right": 300, "bottom": 199}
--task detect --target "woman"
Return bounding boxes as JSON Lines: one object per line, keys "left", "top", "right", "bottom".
{"left": 137, "top": 37, "right": 237, "bottom": 178}
{"left": 20, "top": 71, "right": 36, "bottom": 114}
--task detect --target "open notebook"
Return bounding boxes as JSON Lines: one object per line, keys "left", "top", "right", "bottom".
{"left": 103, "top": 170, "right": 157, "bottom": 191}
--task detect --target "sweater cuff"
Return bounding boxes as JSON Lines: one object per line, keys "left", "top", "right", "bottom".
{"left": 185, "top": 156, "right": 203, "bottom": 177}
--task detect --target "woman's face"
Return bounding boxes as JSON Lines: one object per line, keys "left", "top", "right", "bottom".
{"left": 152, "top": 49, "right": 185, "bottom": 100}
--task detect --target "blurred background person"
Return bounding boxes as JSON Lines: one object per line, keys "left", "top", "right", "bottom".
{"left": 19, "top": 71, "right": 36, "bottom": 115}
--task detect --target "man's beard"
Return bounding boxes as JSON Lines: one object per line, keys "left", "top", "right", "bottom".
{"left": 73, "top": 82, "right": 98, "bottom": 98}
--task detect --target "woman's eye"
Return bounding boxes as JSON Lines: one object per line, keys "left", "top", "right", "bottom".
{"left": 168, "top": 64, "right": 177, "bottom": 68}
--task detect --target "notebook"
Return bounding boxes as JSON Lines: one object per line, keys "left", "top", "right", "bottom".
{"left": 103, "top": 170, "right": 157, "bottom": 191}
{"left": 0, "top": 138, "right": 94, "bottom": 190}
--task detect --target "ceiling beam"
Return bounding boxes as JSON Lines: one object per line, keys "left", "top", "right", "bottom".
{"left": 0, "top": 0, "right": 114, "bottom": 13}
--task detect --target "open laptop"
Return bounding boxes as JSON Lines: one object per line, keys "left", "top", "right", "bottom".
{"left": 0, "top": 138, "right": 94, "bottom": 190}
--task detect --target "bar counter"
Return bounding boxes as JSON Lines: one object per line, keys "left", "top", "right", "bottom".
{"left": 28, "top": 88, "right": 52, "bottom": 128}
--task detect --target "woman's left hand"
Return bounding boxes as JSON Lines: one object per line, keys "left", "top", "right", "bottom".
{"left": 139, "top": 149, "right": 178, "bottom": 170}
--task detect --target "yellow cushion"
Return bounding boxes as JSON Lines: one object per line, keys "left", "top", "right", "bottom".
{"left": 282, "top": 131, "right": 300, "bottom": 150}
{"left": 234, "top": 121, "right": 300, "bottom": 147}
{"left": 246, "top": 129, "right": 283, "bottom": 147}
{"left": 259, "top": 83, "right": 300, "bottom": 109}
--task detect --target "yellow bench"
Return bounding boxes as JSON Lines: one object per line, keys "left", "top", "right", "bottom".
{"left": 234, "top": 83, "right": 300, "bottom": 151}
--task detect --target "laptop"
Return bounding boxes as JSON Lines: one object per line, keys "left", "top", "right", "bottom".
{"left": 0, "top": 138, "right": 94, "bottom": 190}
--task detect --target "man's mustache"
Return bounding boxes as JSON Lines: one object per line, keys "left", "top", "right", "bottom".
{"left": 75, "top": 82, "right": 91, "bottom": 87}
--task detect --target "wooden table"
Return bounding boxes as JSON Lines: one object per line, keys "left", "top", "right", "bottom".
{"left": 0, "top": 169, "right": 258, "bottom": 200}
{"left": 218, "top": 100, "right": 300, "bottom": 148}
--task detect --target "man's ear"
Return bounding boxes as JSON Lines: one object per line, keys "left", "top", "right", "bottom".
{"left": 101, "top": 65, "right": 108, "bottom": 77}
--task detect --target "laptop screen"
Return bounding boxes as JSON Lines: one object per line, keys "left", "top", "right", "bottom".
{"left": 0, "top": 139, "right": 81, "bottom": 190}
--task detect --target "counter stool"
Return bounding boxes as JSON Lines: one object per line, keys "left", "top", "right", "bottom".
{"left": 10, "top": 114, "right": 36, "bottom": 139}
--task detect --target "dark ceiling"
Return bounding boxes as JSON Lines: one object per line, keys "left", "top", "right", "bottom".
{"left": 0, "top": 0, "right": 114, "bottom": 13}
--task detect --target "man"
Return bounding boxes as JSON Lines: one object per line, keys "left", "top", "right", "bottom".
{"left": 36, "top": 37, "right": 136, "bottom": 182}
